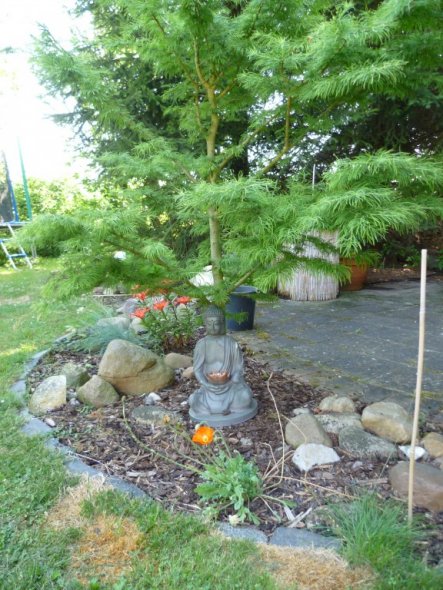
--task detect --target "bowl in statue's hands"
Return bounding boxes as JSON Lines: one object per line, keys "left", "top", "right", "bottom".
{"left": 206, "top": 371, "right": 230, "bottom": 384}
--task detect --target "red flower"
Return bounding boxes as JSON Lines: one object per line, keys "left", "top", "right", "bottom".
{"left": 132, "top": 307, "right": 150, "bottom": 319}
{"left": 192, "top": 426, "right": 215, "bottom": 445}
{"left": 174, "top": 296, "right": 192, "bottom": 305}
{"left": 134, "top": 290, "right": 148, "bottom": 302}
{"left": 153, "top": 299, "right": 168, "bottom": 311}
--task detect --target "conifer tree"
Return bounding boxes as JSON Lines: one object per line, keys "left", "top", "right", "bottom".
{"left": 25, "top": 0, "right": 443, "bottom": 301}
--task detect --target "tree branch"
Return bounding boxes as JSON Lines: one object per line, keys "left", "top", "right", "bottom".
{"left": 256, "top": 97, "right": 293, "bottom": 177}
{"left": 194, "top": 39, "right": 211, "bottom": 90}
{"left": 150, "top": 15, "right": 200, "bottom": 92}
{"left": 210, "top": 112, "right": 281, "bottom": 180}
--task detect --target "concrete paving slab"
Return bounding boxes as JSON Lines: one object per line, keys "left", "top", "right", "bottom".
{"left": 236, "top": 280, "right": 443, "bottom": 413}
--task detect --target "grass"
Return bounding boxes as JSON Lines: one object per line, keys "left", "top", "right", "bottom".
{"left": 327, "top": 495, "right": 443, "bottom": 590}
{"left": 0, "top": 260, "right": 279, "bottom": 590}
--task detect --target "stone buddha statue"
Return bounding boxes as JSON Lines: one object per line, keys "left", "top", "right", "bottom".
{"left": 188, "top": 305, "right": 258, "bottom": 427}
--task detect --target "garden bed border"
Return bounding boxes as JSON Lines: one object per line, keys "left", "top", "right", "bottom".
{"left": 11, "top": 341, "right": 341, "bottom": 551}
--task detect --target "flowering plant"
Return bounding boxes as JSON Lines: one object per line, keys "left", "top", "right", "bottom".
{"left": 131, "top": 291, "right": 201, "bottom": 353}
{"left": 192, "top": 425, "right": 215, "bottom": 446}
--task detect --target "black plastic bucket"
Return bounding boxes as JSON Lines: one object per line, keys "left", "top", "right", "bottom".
{"left": 225, "top": 286, "right": 257, "bottom": 331}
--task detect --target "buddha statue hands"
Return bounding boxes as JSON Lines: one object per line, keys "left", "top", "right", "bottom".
{"left": 188, "top": 305, "right": 258, "bottom": 427}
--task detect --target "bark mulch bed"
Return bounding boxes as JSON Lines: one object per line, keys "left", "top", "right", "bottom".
{"left": 27, "top": 345, "right": 443, "bottom": 564}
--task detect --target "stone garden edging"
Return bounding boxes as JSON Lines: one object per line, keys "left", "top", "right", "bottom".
{"left": 11, "top": 344, "right": 342, "bottom": 552}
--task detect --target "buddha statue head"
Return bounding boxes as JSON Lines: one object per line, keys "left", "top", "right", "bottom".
{"left": 203, "top": 305, "right": 226, "bottom": 336}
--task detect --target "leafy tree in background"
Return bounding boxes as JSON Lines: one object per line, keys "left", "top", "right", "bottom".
{"left": 23, "top": 0, "right": 443, "bottom": 301}
{"left": 13, "top": 177, "right": 98, "bottom": 218}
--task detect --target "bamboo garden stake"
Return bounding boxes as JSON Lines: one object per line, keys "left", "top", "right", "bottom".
{"left": 408, "top": 249, "right": 427, "bottom": 523}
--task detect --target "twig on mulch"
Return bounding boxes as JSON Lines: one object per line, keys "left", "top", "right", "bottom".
{"left": 276, "top": 476, "right": 357, "bottom": 500}
{"left": 264, "top": 373, "right": 287, "bottom": 486}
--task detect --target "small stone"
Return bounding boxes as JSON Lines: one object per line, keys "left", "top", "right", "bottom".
{"left": 399, "top": 445, "right": 426, "bottom": 460}
{"left": 339, "top": 426, "right": 397, "bottom": 460}
{"left": 180, "top": 400, "right": 189, "bottom": 406}
{"left": 292, "top": 407, "right": 312, "bottom": 416}
{"left": 240, "top": 437, "right": 253, "bottom": 447}
{"left": 422, "top": 432, "right": 443, "bottom": 458}
{"left": 351, "top": 461, "right": 363, "bottom": 470}
{"left": 69, "top": 398, "right": 80, "bottom": 406}
{"left": 164, "top": 353, "right": 193, "bottom": 369}
{"left": 292, "top": 443, "right": 340, "bottom": 472}
{"left": 319, "top": 395, "right": 356, "bottom": 413}
{"left": 77, "top": 376, "right": 120, "bottom": 408}
{"left": 44, "top": 418, "right": 56, "bottom": 427}
{"left": 29, "top": 375, "right": 67, "bottom": 415}
{"left": 131, "top": 405, "right": 183, "bottom": 426}
{"left": 362, "top": 401, "right": 413, "bottom": 443}
{"left": 389, "top": 462, "right": 443, "bottom": 512}
{"left": 285, "top": 413, "right": 332, "bottom": 449}
{"left": 182, "top": 366, "right": 195, "bottom": 379}
{"left": 144, "top": 392, "right": 161, "bottom": 405}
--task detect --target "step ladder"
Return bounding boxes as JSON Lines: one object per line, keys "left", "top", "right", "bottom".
{"left": 0, "top": 223, "right": 32, "bottom": 270}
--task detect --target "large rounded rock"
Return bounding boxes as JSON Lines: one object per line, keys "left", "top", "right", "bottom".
{"left": 317, "top": 412, "right": 362, "bottom": 435}
{"left": 285, "top": 414, "right": 332, "bottom": 449}
{"left": 99, "top": 339, "right": 157, "bottom": 377}
{"left": 422, "top": 432, "right": 443, "bottom": 458}
{"left": 339, "top": 426, "right": 397, "bottom": 459}
{"left": 389, "top": 462, "right": 443, "bottom": 512}
{"left": 77, "top": 376, "right": 119, "bottom": 407}
{"left": 61, "top": 362, "right": 90, "bottom": 388}
{"left": 98, "top": 339, "right": 174, "bottom": 396}
{"left": 362, "top": 401, "right": 413, "bottom": 443}
{"left": 319, "top": 395, "right": 356, "bottom": 413}
{"left": 29, "top": 375, "right": 67, "bottom": 415}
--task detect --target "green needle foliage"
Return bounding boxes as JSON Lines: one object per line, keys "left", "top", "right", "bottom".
{"left": 23, "top": 0, "right": 442, "bottom": 302}
{"left": 293, "top": 150, "right": 443, "bottom": 257}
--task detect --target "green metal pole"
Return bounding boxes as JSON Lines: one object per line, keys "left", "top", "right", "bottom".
{"left": 18, "top": 141, "right": 32, "bottom": 220}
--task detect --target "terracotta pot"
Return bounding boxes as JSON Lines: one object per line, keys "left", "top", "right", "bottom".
{"left": 340, "top": 258, "right": 368, "bottom": 291}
